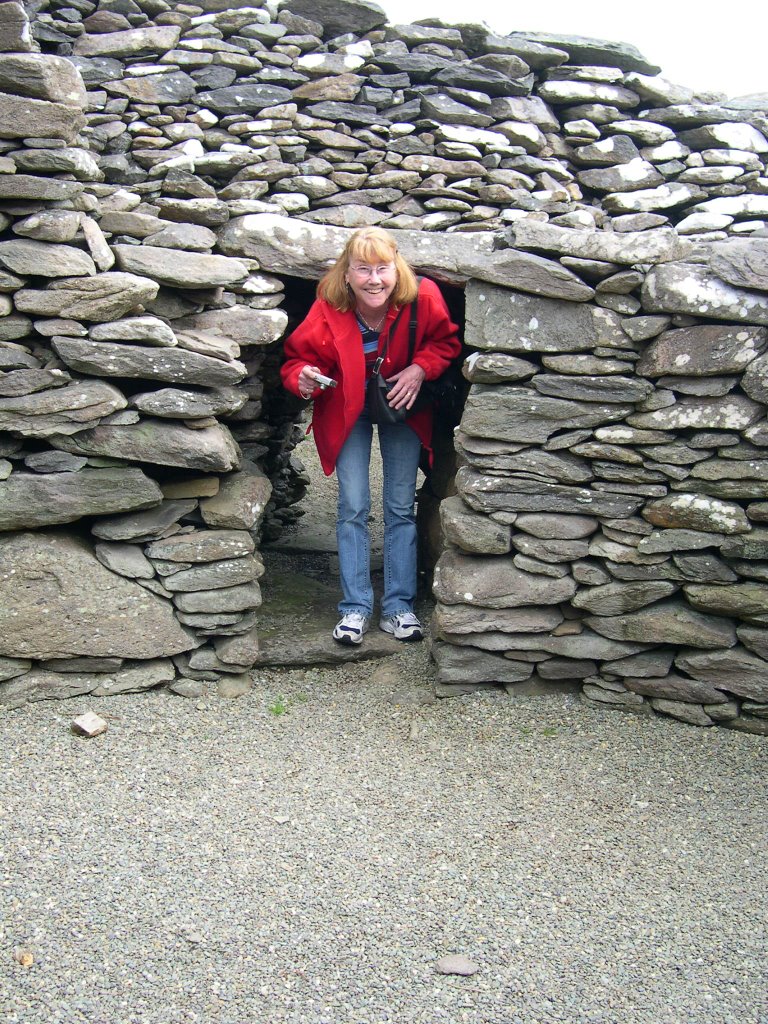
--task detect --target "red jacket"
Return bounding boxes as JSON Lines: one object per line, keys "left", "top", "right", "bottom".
{"left": 281, "top": 277, "right": 461, "bottom": 475}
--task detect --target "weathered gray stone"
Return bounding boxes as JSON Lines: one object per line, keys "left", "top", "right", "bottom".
{"left": 738, "top": 625, "right": 768, "bottom": 660}
{"left": 432, "top": 602, "right": 562, "bottom": 637}
{"left": 741, "top": 351, "right": 768, "bottom": 404}
{"left": 0, "top": 533, "right": 193, "bottom": 660}
{"left": 512, "top": 32, "right": 659, "bottom": 74}
{"left": 582, "top": 684, "right": 648, "bottom": 710}
{"left": 145, "top": 529, "right": 254, "bottom": 563}
{"left": 15, "top": 273, "right": 158, "bottom": 322}
{"left": 432, "top": 643, "right": 534, "bottom": 685}
{"left": 629, "top": 395, "right": 763, "bottom": 432}
{"left": 23, "top": 451, "right": 86, "bottom": 474}
{"left": 465, "top": 280, "right": 629, "bottom": 353}
{"left": 0, "top": 380, "right": 126, "bottom": 438}
{"left": 90, "top": 317, "right": 177, "bottom": 347}
{"left": 172, "top": 581, "right": 262, "bottom": 614}
{"left": 161, "top": 555, "right": 261, "bottom": 593}
{"left": 509, "top": 220, "right": 688, "bottom": 265}
{"left": 199, "top": 459, "right": 271, "bottom": 530}
{"left": 0, "top": 240, "right": 95, "bottom": 280}
{"left": 213, "top": 628, "right": 259, "bottom": 667}
{"left": 0, "top": 2, "right": 33, "bottom": 53}
{"left": 458, "top": 467, "right": 643, "bottom": 519}
{"left": 91, "top": 499, "right": 197, "bottom": 542}
{"left": 532, "top": 374, "right": 652, "bottom": 403}
{"left": 94, "top": 542, "right": 154, "bottom": 580}
{"left": 572, "top": 581, "right": 677, "bottom": 614}
{"left": 0, "top": 657, "right": 32, "bottom": 682}
{"left": 709, "top": 238, "right": 768, "bottom": 293}
{"left": 132, "top": 387, "right": 246, "bottom": 420}
{"left": 514, "top": 513, "right": 598, "bottom": 539}
{"left": 0, "top": 54, "right": 86, "bottom": 104}
{"left": 0, "top": 468, "right": 161, "bottom": 531}
{"left": 447, "top": 627, "right": 649, "bottom": 660}
{"left": 642, "top": 263, "right": 768, "bottom": 326}
{"left": 112, "top": 245, "right": 248, "bottom": 289}
{"left": 649, "top": 698, "right": 714, "bottom": 727}
{"left": 463, "top": 353, "right": 537, "bottom": 384}
{"left": 643, "top": 493, "right": 750, "bottom": 534}
{"left": 74, "top": 26, "right": 181, "bottom": 58}
{"left": 585, "top": 600, "right": 736, "bottom": 648}
{"left": 637, "top": 325, "right": 768, "bottom": 378}
{"left": 683, "top": 582, "right": 768, "bottom": 621}
{"left": 433, "top": 548, "right": 576, "bottom": 608}
{"left": 50, "top": 419, "right": 241, "bottom": 474}
{"left": 721, "top": 528, "right": 768, "bottom": 560}
{"left": 440, "top": 494, "right": 511, "bottom": 554}
{"left": 173, "top": 306, "right": 288, "bottom": 348}
{"left": 0, "top": 94, "right": 85, "bottom": 145}
{"left": 603, "top": 649, "right": 675, "bottom": 678}
{"left": 52, "top": 339, "right": 246, "bottom": 387}
{"left": 217, "top": 213, "right": 588, "bottom": 295}
{"left": 457, "top": 445, "right": 591, "bottom": 484}
{"left": 8, "top": 147, "right": 101, "bottom": 182}
{"left": 673, "top": 553, "right": 738, "bottom": 584}
{"left": 512, "top": 535, "right": 590, "bottom": 563}
{"left": 637, "top": 529, "right": 727, "bottom": 554}
{"left": 676, "top": 646, "right": 768, "bottom": 701}
{"left": 104, "top": 71, "right": 197, "bottom": 105}
{"left": 462, "top": 386, "right": 632, "bottom": 443}
{"left": 198, "top": 83, "right": 292, "bottom": 114}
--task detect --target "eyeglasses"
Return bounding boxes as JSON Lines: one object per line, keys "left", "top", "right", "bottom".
{"left": 349, "top": 263, "right": 395, "bottom": 278}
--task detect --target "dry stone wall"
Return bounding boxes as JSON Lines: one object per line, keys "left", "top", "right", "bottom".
{"left": 1, "top": 0, "right": 767, "bottom": 732}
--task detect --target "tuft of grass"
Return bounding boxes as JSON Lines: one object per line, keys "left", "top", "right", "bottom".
{"left": 268, "top": 696, "right": 288, "bottom": 717}
{"left": 267, "top": 694, "right": 307, "bottom": 717}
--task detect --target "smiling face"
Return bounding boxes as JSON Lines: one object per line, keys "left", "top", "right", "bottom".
{"left": 344, "top": 240, "right": 398, "bottom": 318}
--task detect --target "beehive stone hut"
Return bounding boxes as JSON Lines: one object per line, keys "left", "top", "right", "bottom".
{"left": 1, "top": 0, "right": 767, "bottom": 734}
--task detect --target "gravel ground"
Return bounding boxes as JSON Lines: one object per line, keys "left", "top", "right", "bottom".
{"left": 2, "top": 437, "right": 767, "bottom": 1024}
{"left": 1, "top": 667, "right": 766, "bottom": 1024}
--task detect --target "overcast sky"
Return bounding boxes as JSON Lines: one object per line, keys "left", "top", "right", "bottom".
{"left": 379, "top": 0, "right": 766, "bottom": 100}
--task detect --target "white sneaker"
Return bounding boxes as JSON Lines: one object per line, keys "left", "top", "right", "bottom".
{"left": 379, "top": 611, "right": 423, "bottom": 642}
{"left": 333, "top": 612, "right": 370, "bottom": 645}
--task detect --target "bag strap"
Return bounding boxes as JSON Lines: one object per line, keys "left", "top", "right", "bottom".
{"left": 371, "top": 304, "right": 407, "bottom": 374}
{"left": 406, "top": 276, "right": 422, "bottom": 363}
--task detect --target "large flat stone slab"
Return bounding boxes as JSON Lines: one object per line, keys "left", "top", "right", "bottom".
{"left": 0, "top": 54, "right": 86, "bottom": 105}
{"left": 0, "top": 93, "right": 84, "bottom": 144}
{"left": 508, "top": 220, "right": 690, "bottom": 265}
{"left": 0, "top": 467, "right": 161, "bottom": 530}
{"left": 52, "top": 338, "right": 246, "bottom": 386}
{"left": 217, "top": 213, "right": 589, "bottom": 296}
{"left": 642, "top": 263, "right": 768, "bottom": 326}
{"left": 15, "top": 273, "right": 158, "bottom": 321}
{"left": 50, "top": 419, "right": 241, "bottom": 473}
{"left": 113, "top": 245, "right": 249, "bottom": 289}
{"left": 0, "top": 532, "right": 195, "bottom": 659}
{"left": 465, "top": 281, "right": 629, "bottom": 353}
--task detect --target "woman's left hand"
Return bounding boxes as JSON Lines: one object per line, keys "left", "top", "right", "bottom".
{"left": 386, "top": 364, "right": 427, "bottom": 410}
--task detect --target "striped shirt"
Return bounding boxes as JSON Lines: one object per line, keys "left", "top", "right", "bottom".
{"left": 357, "top": 317, "right": 380, "bottom": 381}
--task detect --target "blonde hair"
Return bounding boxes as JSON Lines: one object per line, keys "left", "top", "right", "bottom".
{"left": 318, "top": 227, "right": 419, "bottom": 311}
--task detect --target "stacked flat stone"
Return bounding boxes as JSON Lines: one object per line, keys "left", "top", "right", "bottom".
{"left": 0, "top": 3, "right": 278, "bottom": 705}
{"left": 2, "top": 0, "right": 768, "bottom": 731}
{"left": 22, "top": 0, "right": 768, "bottom": 243}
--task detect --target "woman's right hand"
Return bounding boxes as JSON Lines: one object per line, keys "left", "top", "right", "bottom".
{"left": 298, "top": 365, "right": 322, "bottom": 400}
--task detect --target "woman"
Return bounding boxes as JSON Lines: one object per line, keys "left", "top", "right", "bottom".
{"left": 281, "top": 227, "right": 461, "bottom": 645}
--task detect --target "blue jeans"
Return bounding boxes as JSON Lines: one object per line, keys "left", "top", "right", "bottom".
{"left": 335, "top": 409, "right": 421, "bottom": 618}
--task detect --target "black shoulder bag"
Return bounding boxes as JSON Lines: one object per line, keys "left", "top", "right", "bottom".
{"left": 365, "top": 306, "right": 408, "bottom": 425}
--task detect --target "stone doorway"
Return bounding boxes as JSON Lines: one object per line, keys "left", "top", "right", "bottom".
{"left": 255, "top": 275, "right": 467, "bottom": 669}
